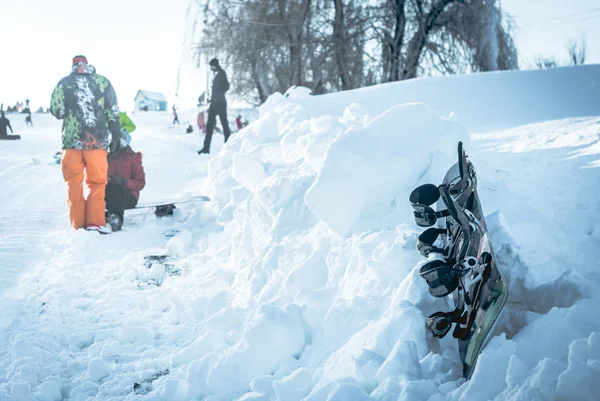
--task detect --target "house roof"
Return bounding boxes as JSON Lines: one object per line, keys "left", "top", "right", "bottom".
{"left": 136, "top": 90, "right": 167, "bottom": 102}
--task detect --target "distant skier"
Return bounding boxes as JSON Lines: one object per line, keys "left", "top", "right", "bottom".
{"left": 105, "top": 112, "right": 145, "bottom": 232}
{"left": 235, "top": 115, "right": 248, "bottom": 131}
{"left": 172, "top": 105, "right": 180, "bottom": 124}
{"left": 197, "top": 110, "right": 206, "bottom": 133}
{"left": 25, "top": 113, "right": 33, "bottom": 127}
{"left": 50, "top": 55, "right": 121, "bottom": 232}
{"left": 0, "top": 111, "right": 20, "bottom": 140}
{"left": 198, "top": 58, "right": 231, "bottom": 154}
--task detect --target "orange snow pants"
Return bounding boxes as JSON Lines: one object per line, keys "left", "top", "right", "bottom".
{"left": 61, "top": 149, "right": 108, "bottom": 229}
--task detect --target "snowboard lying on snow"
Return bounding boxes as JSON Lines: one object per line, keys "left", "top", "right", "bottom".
{"left": 409, "top": 141, "right": 507, "bottom": 380}
{"left": 131, "top": 195, "right": 211, "bottom": 217}
{"left": 102, "top": 195, "right": 211, "bottom": 232}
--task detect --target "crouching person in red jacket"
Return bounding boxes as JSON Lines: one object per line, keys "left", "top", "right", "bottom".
{"left": 105, "top": 128, "right": 145, "bottom": 231}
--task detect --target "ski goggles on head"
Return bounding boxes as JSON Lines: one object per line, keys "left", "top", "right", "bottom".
{"left": 409, "top": 184, "right": 450, "bottom": 227}
{"left": 72, "top": 62, "right": 89, "bottom": 72}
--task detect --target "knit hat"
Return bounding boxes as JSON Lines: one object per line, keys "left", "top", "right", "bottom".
{"left": 72, "top": 55, "right": 88, "bottom": 66}
{"left": 209, "top": 58, "right": 219, "bottom": 67}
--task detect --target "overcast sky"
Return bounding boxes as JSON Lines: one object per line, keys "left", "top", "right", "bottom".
{"left": 0, "top": 0, "right": 188, "bottom": 112}
{"left": 0, "top": 0, "right": 598, "bottom": 111}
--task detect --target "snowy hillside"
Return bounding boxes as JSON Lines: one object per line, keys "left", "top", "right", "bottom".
{"left": 1, "top": 66, "right": 600, "bottom": 401}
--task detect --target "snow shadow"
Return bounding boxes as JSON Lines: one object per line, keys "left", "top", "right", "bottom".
{"left": 487, "top": 212, "right": 588, "bottom": 341}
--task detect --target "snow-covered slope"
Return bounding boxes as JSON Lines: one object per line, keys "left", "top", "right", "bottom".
{"left": 320, "top": 64, "right": 600, "bottom": 132}
{"left": 1, "top": 66, "right": 599, "bottom": 401}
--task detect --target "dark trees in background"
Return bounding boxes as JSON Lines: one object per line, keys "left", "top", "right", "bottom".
{"left": 194, "top": 0, "right": 518, "bottom": 104}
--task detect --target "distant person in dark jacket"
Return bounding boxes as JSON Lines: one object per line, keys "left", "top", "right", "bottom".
{"left": 25, "top": 113, "right": 33, "bottom": 127}
{"left": 105, "top": 112, "right": 145, "bottom": 231}
{"left": 172, "top": 105, "right": 180, "bottom": 124}
{"left": 0, "top": 111, "right": 21, "bottom": 140}
{"left": 198, "top": 58, "right": 231, "bottom": 154}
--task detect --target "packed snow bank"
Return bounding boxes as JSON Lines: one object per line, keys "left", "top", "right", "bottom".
{"left": 305, "top": 103, "right": 468, "bottom": 236}
{"left": 1, "top": 66, "right": 600, "bottom": 401}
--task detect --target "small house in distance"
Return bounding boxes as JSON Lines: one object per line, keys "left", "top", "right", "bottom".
{"left": 134, "top": 90, "right": 168, "bottom": 112}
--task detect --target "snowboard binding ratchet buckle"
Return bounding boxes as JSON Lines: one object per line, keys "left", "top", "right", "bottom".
{"left": 427, "top": 307, "right": 465, "bottom": 339}
{"left": 454, "top": 256, "right": 479, "bottom": 276}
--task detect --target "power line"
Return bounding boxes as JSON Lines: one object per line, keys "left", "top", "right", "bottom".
{"left": 562, "top": 13, "right": 600, "bottom": 25}
{"left": 523, "top": 7, "right": 600, "bottom": 27}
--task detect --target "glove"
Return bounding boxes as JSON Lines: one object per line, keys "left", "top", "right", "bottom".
{"left": 109, "top": 176, "right": 127, "bottom": 188}
{"left": 108, "top": 132, "right": 123, "bottom": 158}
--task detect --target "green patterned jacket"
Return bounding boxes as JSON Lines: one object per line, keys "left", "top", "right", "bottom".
{"left": 50, "top": 65, "right": 120, "bottom": 150}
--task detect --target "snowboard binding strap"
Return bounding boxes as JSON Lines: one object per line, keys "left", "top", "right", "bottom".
{"left": 409, "top": 184, "right": 451, "bottom": 227}
{"left": 417, "top": 228, "right": 447, "bottom": 257}
{"left": 419, "top": 260, "right": 460, "bottom": 297}
{"left": 412, "top": 205, "right": 450, "bottom": 227}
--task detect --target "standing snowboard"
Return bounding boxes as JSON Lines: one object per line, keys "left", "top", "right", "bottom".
{"left": 409, "top": 141, "right": 507, "bottom": 379}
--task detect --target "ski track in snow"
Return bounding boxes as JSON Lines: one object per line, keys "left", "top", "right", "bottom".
{"left": 1, "top": 68, "right": 600, "bottom": 401}
{"left": 0, "top": 131, "right": 65, "bottom": 295}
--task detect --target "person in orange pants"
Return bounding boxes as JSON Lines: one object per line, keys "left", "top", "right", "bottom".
{"left": 50, "top": 55, "right": 121, "bottom": 232}
{"left": 61, "top": 150, "right": 108, "bottom": 230}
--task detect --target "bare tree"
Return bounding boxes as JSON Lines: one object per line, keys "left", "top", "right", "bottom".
{"left": 401, "top": 0, "right": 459, "bottom": 79}
{"left": 566, "top": 36, "right": 586, "bottom": 66}
{"left": 372, "top": 0, "right": 517, "bottom": 82}
{"left": 380, "top": 0, "right": 407, "bottom": 82}
{"left": 277, "top": 0, "right": 312, "bottom": 87}
{"left": 529, "top": 36, "right": 586, "bottom": 71}
{"left": 195, "top": 0, "right": 286, "bottom": 104}
{"left": 456, "top": 0, "right": 518, "bottom": 72}
{"left": 533, "top": 55, "right": 559, "bottom": 69}
{"left": 191, "top": 0, "right": 518, "bottom": 103}
{"left": 333, "top": 0, "right": 350, "bottom": 89}
{"left": 304, "top": 0, "right": 332, "bottom": 94}
{"left": 330, "top": 0, "right": 369, "bottom": 90}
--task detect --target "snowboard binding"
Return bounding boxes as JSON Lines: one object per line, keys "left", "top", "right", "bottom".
{"left": 427, "top": 307, "right": 465, "bottom": 338}
{"left": 410, "top": 184, "right": 450, "bottom": 227}
{"left": 417, "top": 228, "right": 447, "bottom": 257}
{"left": 409, "top": 142, "right": 508, "bottom": 379}
{"left": 155, "top": 204, "right": 176, "bottom": 217}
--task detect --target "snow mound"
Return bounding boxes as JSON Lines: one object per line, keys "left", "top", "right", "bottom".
{"left": 305, "top": 103, "right": 467, "bottom": 237}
